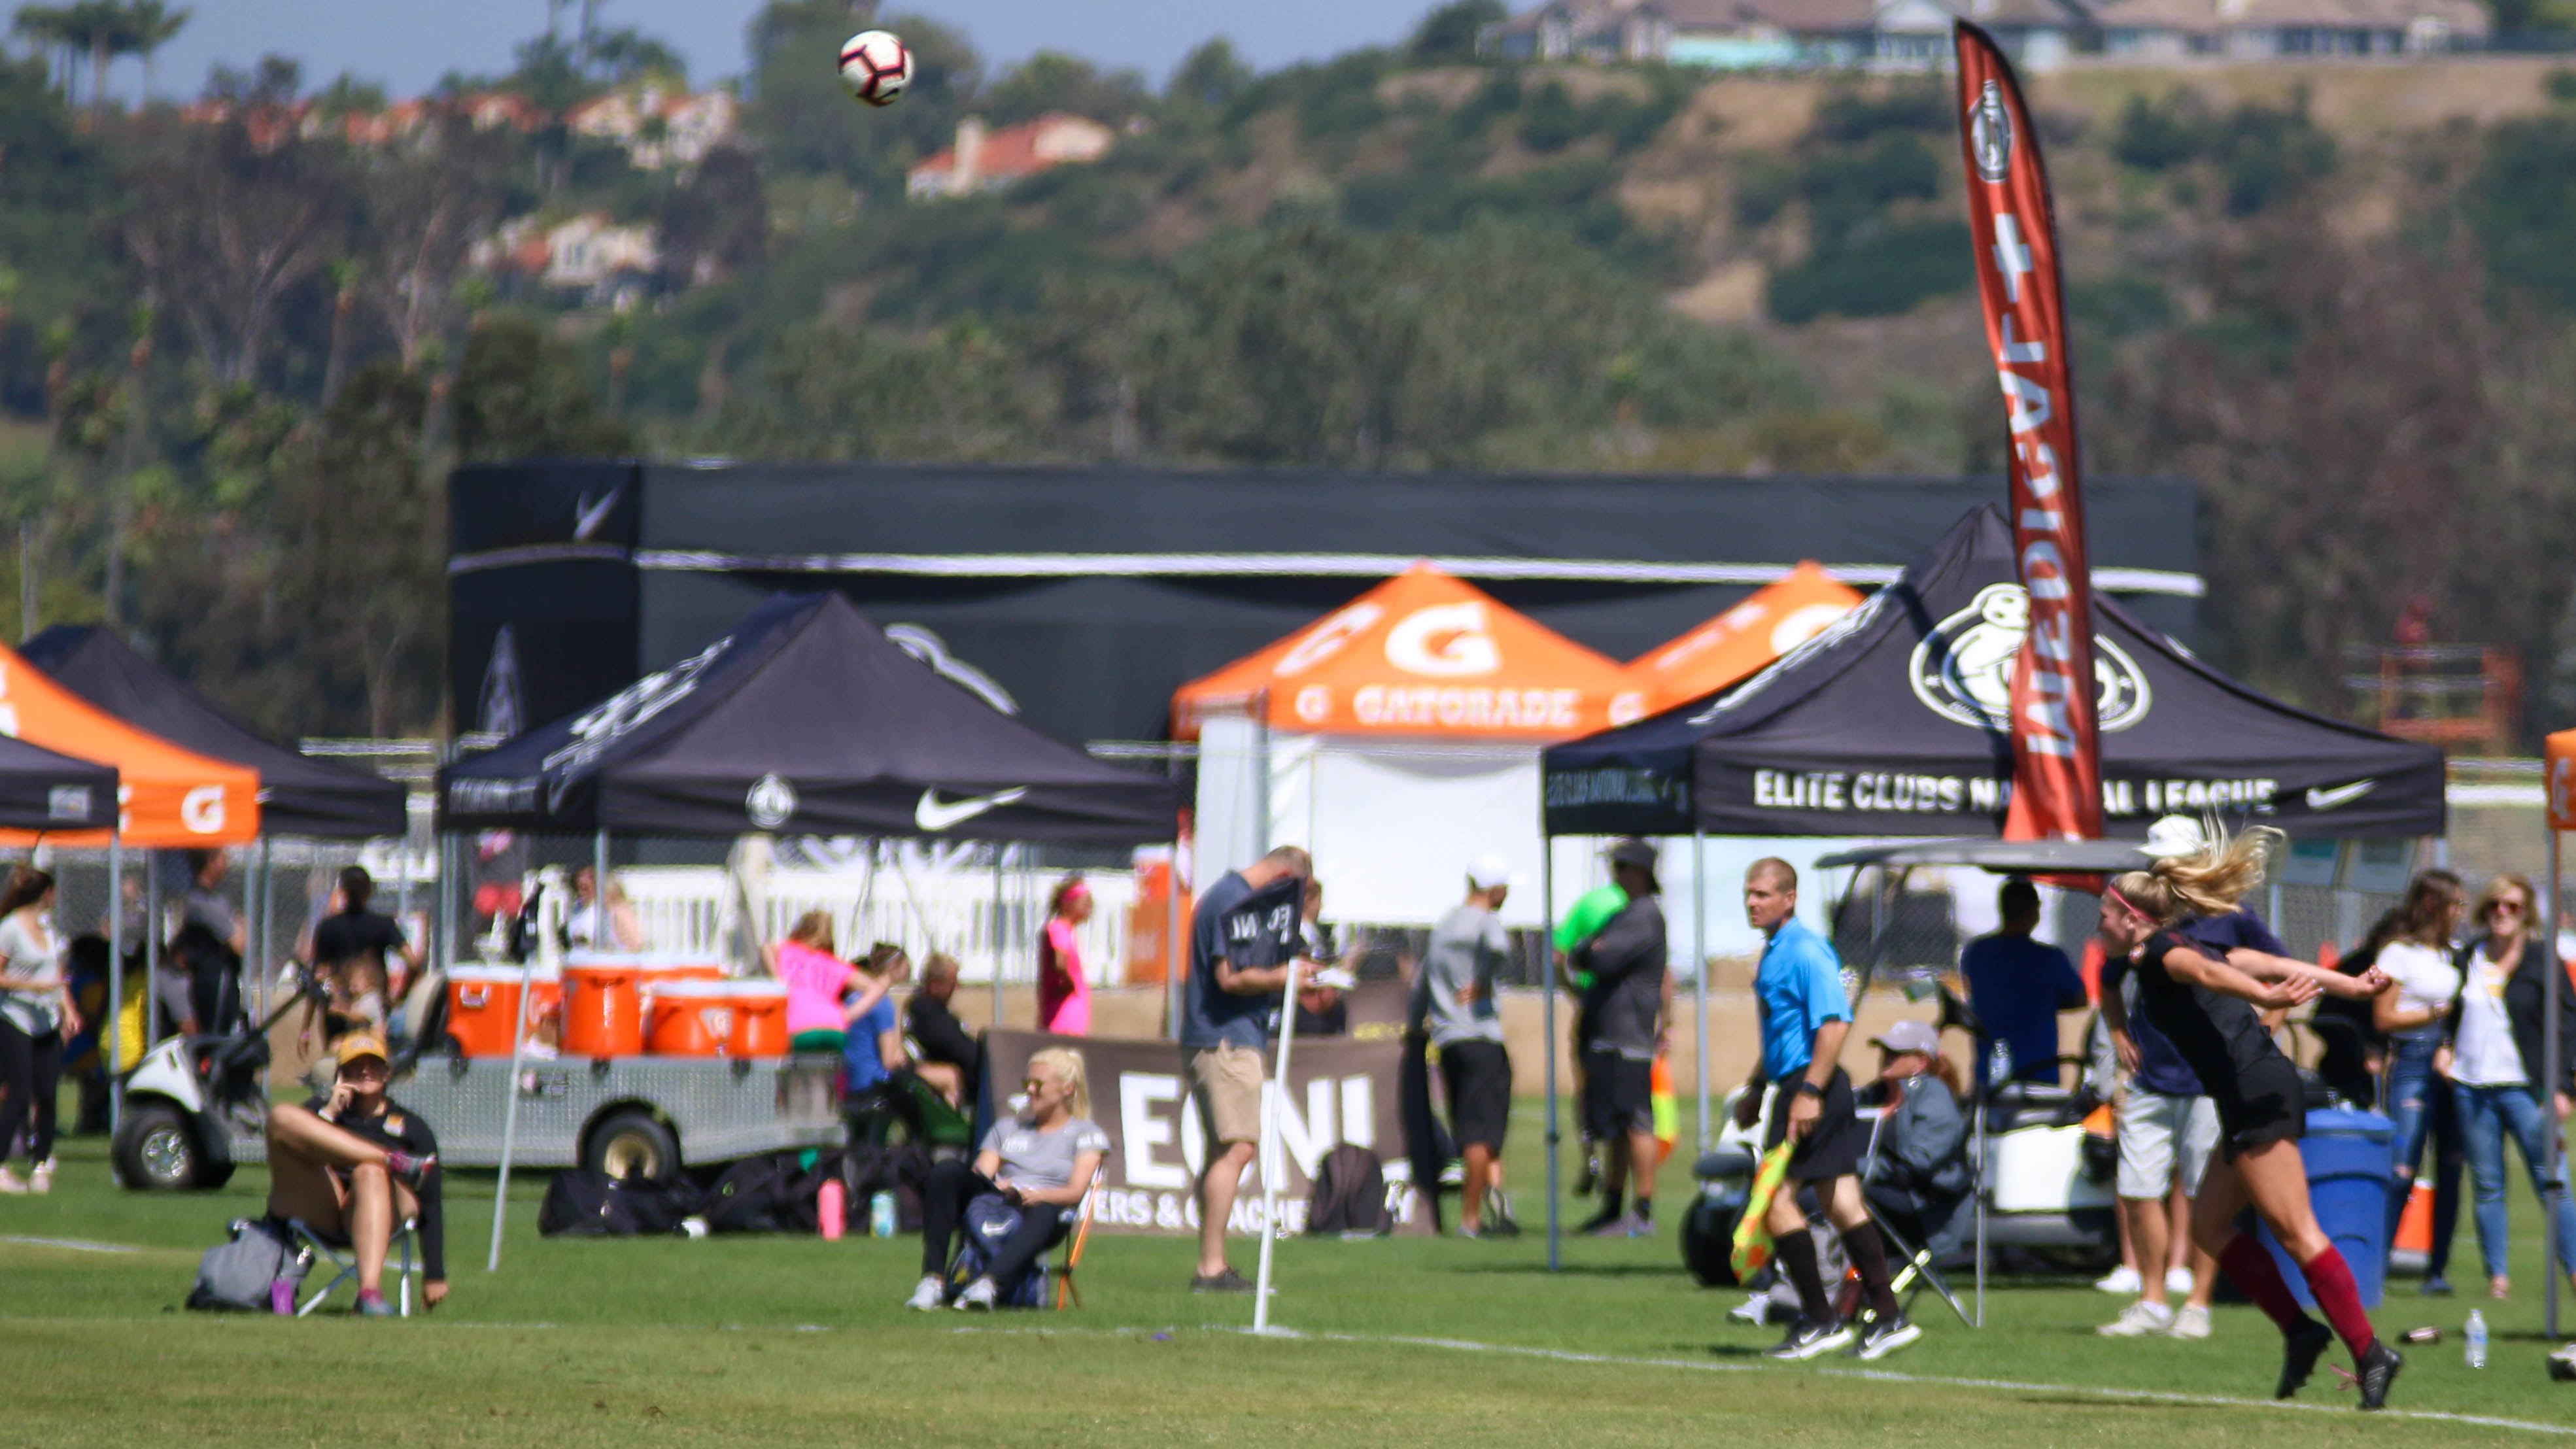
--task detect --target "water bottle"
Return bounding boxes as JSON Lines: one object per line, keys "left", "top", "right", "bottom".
{"left": 869, "top": 1190, "right": 896, "bottom": 1239}
{"left": 817, "top": 1180, "right": 846, "bottom": 1242}
{"left": 2465, "top": 1309, "right": 2488, "bottom": 1369}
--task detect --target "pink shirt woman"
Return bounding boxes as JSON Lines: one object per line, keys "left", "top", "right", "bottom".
{"left": 1037, "top": 876, "right": 1093, "bottom": 1036}
{"left": 764, "top": 912, "right": 885, "bottom": 1051}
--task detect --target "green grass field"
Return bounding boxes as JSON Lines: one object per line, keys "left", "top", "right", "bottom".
{"left": 7, "top": 1099, "right": 2576, "bottom": 1446}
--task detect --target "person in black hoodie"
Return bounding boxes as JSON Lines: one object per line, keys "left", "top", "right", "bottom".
{"left": 2443, "top": 872, "right": 2576, "bottom": 1301}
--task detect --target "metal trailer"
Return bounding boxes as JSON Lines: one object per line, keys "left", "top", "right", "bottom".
{"left": 115, "top": 1036, "right": 843, "bottom": 1191}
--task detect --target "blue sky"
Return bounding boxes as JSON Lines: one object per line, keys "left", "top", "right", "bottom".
{"left": 16, "top": 0, "right": 1435, "bottom": 100}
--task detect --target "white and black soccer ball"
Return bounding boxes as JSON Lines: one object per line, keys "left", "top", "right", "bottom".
{"left": 838, "top": 30, "right": 913, "bottom": 108}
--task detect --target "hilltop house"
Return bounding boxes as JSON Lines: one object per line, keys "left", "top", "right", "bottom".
{"left": 565, "top": 85, "right": 740, "bottom": 169}
{"left": 905, "top": 113, "right": 1117, "bottom": 199}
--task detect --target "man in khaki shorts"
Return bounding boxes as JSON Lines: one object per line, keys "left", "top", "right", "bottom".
{"left": 1181, "top": 844, "right": 1311, "bottom": 1293}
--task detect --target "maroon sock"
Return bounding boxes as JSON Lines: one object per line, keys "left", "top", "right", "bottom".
{"left": 2298, "top": 1246, "right": 2379, "bottom": 1360}
{"left": 2216, "top": 1233, "right": 2317, "bottom": 1337}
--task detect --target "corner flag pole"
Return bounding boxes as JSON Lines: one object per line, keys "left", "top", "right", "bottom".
{"left": 1253, "top": 957, "right": 1302, "bottom": 1333}
{"left": 489, "top": 866, "right": 562, "bottom": 1272}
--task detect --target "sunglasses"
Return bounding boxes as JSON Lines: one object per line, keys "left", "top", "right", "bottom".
{"left": 2489, "top": 900, "right": 2530, "bottom": 917}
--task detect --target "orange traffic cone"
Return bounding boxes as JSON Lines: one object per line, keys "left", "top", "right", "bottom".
{"left": 2394, "top": 1180, "right": 2435, "bottom": 1255}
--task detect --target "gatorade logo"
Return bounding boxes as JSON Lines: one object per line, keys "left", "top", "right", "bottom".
{"left": 1277, "top": 603, "right": 1382, "bottom": 677}
{"left": 180, "top": 785, "right": 228, "bottom": 834}
{"left": 1384, "top": 602, "right": 1500, "bottom": 678}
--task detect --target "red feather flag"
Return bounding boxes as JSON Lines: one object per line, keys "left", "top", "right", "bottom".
{"left": 1953, "top": 22, "right": 2101, "bottom": 844}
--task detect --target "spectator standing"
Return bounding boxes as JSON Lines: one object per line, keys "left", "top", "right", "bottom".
{"left": 842, "top": 944, "right": 914, "bottom": 1102}
{"left": 0, "top": 867, "right": 77, "bottom": 1194}
{"left": 183, "top": 849, "right": 247, "bottom": 954}
{"left": 566, "top": 866, "right": 647, "bottom": 953}
{"left": 2443, "top": 872, "right": 2576, "bottom": 1301}
{"left": 1735, "top": 856, "right": 1916, "bottom": 1360}
{"left": 305, "top": 868, "right": 424, "bottom": 1056}
{"left": 1575, "top": 840, "right": 1669, "bottom": 1238}
{"left": 906, "top": 1047, "right": 1108, "bottom": 1310}
{"left": 1554, "top": 877, "right": 1626, "bottom": 1199}
{"left": 2367, "top": 872, "right": 2467, "bottom": 1296}
{"left": 1037, "top": 875, "right": 1093, "bottom": 1037}
{"left": 906, "top": 954, "right": 982, "bottom": 1106}
{"left": 264, "top": 1034, "right": 445, "bottom": 1316}
{"left": 1411, "top": 855, "right": 1519, "bottom": 1238}
{"left": 766, "top": 912, "right": 886, "bottom": 1058}
{"left": 1959, "top": 877, "right": 2087, "bottom": 1089}
{"left": 1181, "top": 844, "right": 1311, "bottom": 1293}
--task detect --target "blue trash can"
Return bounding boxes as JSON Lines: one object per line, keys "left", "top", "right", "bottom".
{"left": 2258, "top": 1108, "right": 2395, "bottom": 1310}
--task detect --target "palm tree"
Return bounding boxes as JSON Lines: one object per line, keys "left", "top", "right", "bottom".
{"left": 11, "top": 7, "right": 77, "bottom": 101}
{"left": 122, "top": 0, "right": 190, "bottom": 102}
{"left": 53, "top": 0, "right": 131, "bottom": 124}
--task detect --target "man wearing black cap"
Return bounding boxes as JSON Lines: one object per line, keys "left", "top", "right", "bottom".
{"left": 1574, "top": 839, "right": 1669, "bottom": 1237}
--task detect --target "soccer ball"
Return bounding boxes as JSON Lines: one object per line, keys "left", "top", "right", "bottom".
{"left": 838, "top": 30, "right": 912, "bottom": 107}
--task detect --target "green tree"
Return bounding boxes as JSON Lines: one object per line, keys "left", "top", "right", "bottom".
{"left": 449, "top": 312, "right": 636, "bottom": 462}
{"left": 1166, "top": 37, "right": 1253, "bottom": 112}
{"left": 744, "top": 1, "right": 977, "bottom": 190}
{"left": 978, "top": 51, "right": 1149, "bottom": 128}
{"left": 1406, "top": 0, "right": 1505, "bottom": 65}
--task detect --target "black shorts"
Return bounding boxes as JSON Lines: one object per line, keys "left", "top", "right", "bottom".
{"left": 1764, "top": 1068, "right": 1865, "bottom": 1182}
{"left": 1440, "top": 1039, "right": 1512, "bottom": 1151}
{"left": 1582, "top": 1048, "right": 1655, "bottom": 1140}
{"left": 2215, "top": 1055, "right": 2307, "bottom": 1162}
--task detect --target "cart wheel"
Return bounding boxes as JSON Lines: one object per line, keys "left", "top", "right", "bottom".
{"left": 114, "top": 1104, "right": 203, "bottom": 1191}
{"left": 586, "top": 1109, "right": 678, "bottom": 1182}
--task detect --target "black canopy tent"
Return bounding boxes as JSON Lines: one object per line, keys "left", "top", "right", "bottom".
{"left": 1522, "top": 506, "right": 2443, "bottom": 1273}
{"left": 1541, "top": 506, "right": 2445, "bottom": 842}
{"left": 22, "top": 626, "right": 408, "bottom": 838}
{"left": 0, "top": 734, "right": 117, "bottom": 832}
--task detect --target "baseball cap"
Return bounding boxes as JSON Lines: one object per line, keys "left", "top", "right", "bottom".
{"left": 1606, "top": 838, "right": 1659, "bottom": 872}
{"left": 2138, "top": 815, "right": 2205, "bottom": 861}
{"left": 1466, "top": 854, "right": 1518, "bottom": 891}
{"left": 336, "top": 1034, "right": 390, "bottom": 1068}
{"left": 1870, "top": 1019, "right": 1940, "bottom": 1056}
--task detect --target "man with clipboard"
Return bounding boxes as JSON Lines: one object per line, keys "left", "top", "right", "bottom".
{"left": 1181, "top": 844, "right": 1313, "bottom": 1293}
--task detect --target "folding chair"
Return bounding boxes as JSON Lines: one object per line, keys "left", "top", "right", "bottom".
{"left": 1859, "top": 1110, "right": 1976, "bottom": 1329}
{"left": 1053, "top": 1168, "right": 1103, "bottom": 1311}
{"left": 287, "top": 1216, "right": 422, "bottom": 1318}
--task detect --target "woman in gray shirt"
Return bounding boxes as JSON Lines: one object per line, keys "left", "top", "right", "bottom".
{"left": 906, "top": 1047, "right": 1109, "bottom": 1311}
{"left": 0, "top": 866, "right": 77, "bottom": 1193}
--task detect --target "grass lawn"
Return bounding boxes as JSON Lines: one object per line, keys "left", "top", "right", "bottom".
{"left": 5, "top": 1097, "right": 2575, "bottom": 1446}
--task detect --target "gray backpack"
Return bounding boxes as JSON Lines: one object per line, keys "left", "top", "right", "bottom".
{"left": 188, "top": 1218, "right": 309, "bottom": 1313}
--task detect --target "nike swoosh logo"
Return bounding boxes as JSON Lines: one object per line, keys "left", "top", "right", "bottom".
{"left": 572, "top": 487, "right": 622, "bottom": 541}
{"left": 916, "top": 787, "right": 1028, "bottom": 832}
{"left": 2305, "top": 780, "right": 2376, "bottom": 811}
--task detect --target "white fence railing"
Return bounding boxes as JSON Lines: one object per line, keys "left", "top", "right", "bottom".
{"left": 617, "top": 865, "right": 1137, "bottom": 985}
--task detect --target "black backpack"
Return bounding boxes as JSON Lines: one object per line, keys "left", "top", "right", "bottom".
{"left": 538, "top": 1170, "right": 700, "bottom": 1237}
{"left": 1305, "top": 1144, "right": 1392, "bottom": 1236}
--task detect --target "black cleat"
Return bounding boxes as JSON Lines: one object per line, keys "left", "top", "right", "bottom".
{"left": 2355, "top": 1342, "right": 2403, "bottom": 1412}
{"left": 2277, "top": 1321, "right": 2335, "bottom": 1399}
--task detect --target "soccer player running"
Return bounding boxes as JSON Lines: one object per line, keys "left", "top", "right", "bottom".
{"left": 1735, "top": 859, "right": 1916, "bottom": 1361}
{"left": 2097, "top": 824, "right": 2405, "bottom": 1410}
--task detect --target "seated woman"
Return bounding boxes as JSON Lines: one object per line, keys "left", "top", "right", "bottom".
{"left": 906, "top": 1047, "right": 1108, "bottom": 1311}
{"left": 264, "top": 1034, "right": 445, "bottom": 1316}
{"left": 1861, "top": 1019, "right": 1971, "bottom": 1257}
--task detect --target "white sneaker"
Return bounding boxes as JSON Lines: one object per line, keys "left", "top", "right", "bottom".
{"left": 1730, "top": 1294, "right": 1776, "bottom": 1326}
{"left": 2169, "top": 1304, "right": 2212, "bottom": 1340}
{"left": 904, "top": 1275, "right": 947, "bottom": 1311}
{"left": 0, "top": 1167, "right": 27, "bottom": 1195}
{"left": 2099, "top": 1299, "right": 2176, "bottom": 1337}
{"left": 2165, "top": 1266, "right": 2194, "bottom": 1296}
{"left": 27, "top": 1159, "right": 52, "bottom": 1195}
{"left": 2094, "top": 1265, "right": 2143, "bottom": 1295}
{"left": 954, "top": 1278, "right": 998, "bottom": 1311}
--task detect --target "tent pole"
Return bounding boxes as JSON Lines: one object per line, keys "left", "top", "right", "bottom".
{"left": 2549, "top": 827, "right": 2564, "bottom": 1341}
{"left": 991, "top": 845, "right": 1007, "bottom": 1032}
{"left": 145, "top": 852, "right": 160, "bottom": 1046}
{"left": 107, "top": 833, "right": 123, "bottom": 1143}
{"left": 1692, "top": 832, "right": 1709, "bottom": 1151}
{"left": 1168, "top": 749, "right": 1184, "bottom": 1043}
{"left": 592, "top": 828, "right": 609, "bottom": 949}
{"left": 1541, "top": 840, "right": 1560, "bottom": 1273}
{"left": 244, "top": 838, "right": 263, "bottom": 1026}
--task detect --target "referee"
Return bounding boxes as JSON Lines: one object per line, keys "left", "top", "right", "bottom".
{"left": 1734, "top": 858, "right": 1915, "bottom": 1361}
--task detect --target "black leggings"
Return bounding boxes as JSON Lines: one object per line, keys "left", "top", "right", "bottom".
{"left": 0, "top": 1015, "right": 62, "bottom": 1167}
{"left": 919, "top": 1158, "right": 1069, "bottom": 1286}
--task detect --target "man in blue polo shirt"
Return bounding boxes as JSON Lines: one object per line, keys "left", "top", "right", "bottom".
{"left": 1958, "top": 877, "right": 2087, "bottom": 1090}
{"left": 1733, "top": 857, "right": 1917, "bottom": 1362}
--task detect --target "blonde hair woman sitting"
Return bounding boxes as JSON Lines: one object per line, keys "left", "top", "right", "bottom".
{"left": 905, "top": 1047, "right": 1108, "bottom": 1312}
{"left": 2096, "top": 823, "right": 2402, "bottom": 1410}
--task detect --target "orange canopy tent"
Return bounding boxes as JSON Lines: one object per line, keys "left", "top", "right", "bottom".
{"left": 1625, "top": 561, "right": 1864, "bottom": 714}
{"left": 1173, "top": 563, "right": 1647, "bottom": 742}
{"left": 0, "top": 646, "right": 259, "bottom": 845}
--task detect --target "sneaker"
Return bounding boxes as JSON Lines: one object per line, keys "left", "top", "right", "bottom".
{"left": 1586, "top": 1212, "right": 1651, "bottom": 1238}
{"left": 954, "top": 1278, "right": 997, "bottom": 1312}
{"left": 2165, "top": 1266, "right": 2194, "bottom": 1297}
{"left": 1190, "top": 1268, "right": 1254, "bottom": 1294}
{"left": 2100, "top": 1300, "right": 2176, "bottom": 1337}
{"left": 2169, "top": 1304, "right": 2213, "bottom": 1340}
{"left": 904, "top": 1275, "right": 947, "bottom": 1311}
{"left": 2420, "top": 1273, "right": 2454, "bottom": 1296}
{"left": 2355, "top": 1342, "right": 2403, "bottom": 1412}
{"left": 1853, "top": 1312, "right": 1922, "bottom": 1361}
{"left": 27, "top": 1159, "right": 51, "bottom": 1195}
{"left": 354, "top": 1289, "right": 394, "bottom": 1318}
{"left": 2547, "top": 1342, "right": 2576, "bottom": 1382}
{"left": 1575, "top": 1205, "right": 1626, "bottom": 1235}
{"left": 1484, "top": 1191, "right": 1522, "bottom": 1236}
{"left": 382, "top": 1151, "right": 436, "bottom": 1189}
{"left": 1730, "top": 1295, "right": 1776, "bottom": 1327}
{"left": 0, "top": 1167, "right": 26, "bottom": 1195}
{"left": 1766, "top": 1317, "right": 1855, "bottom": 1361}
{"left": 2094, "top": 1265, "right": 2143, "bottom": 1295}
{"left": 1575, "top": 1149, "right": 1600, "bottom": 1197}
{"left": 2276, "top": 1321, "right": 2335, "bottom": 1399}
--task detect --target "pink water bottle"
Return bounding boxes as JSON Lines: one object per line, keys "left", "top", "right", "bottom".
{"left": 818, "top": 1179, "right": 846, "bottom": 1241}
